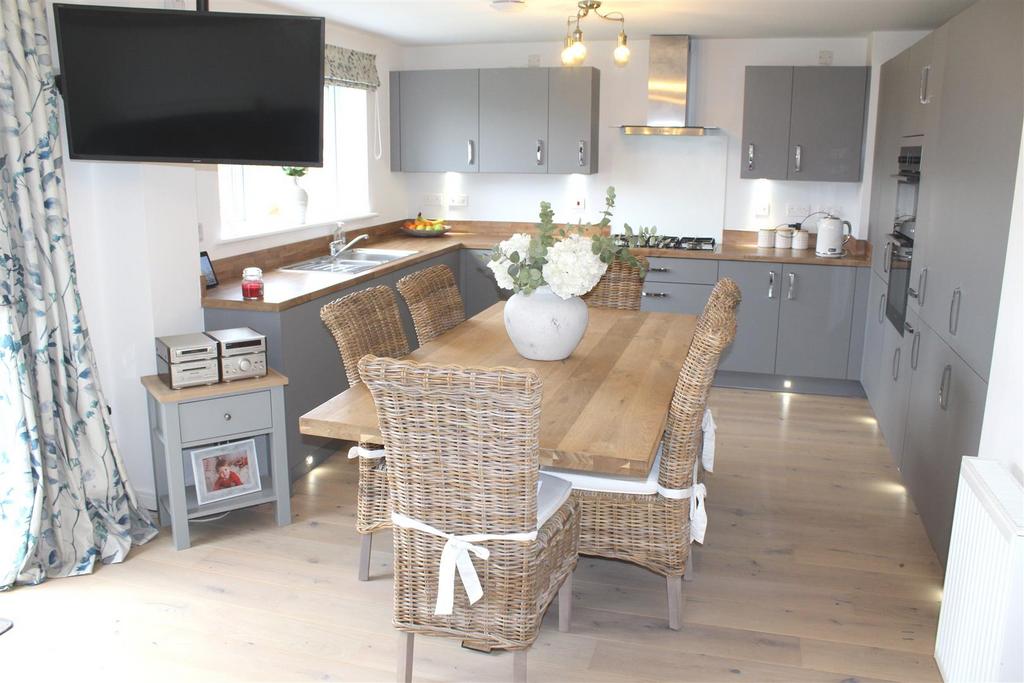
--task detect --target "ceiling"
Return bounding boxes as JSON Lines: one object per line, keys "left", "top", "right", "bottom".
{"left": 265, "top": 0, "right": 973, "bottom": 45}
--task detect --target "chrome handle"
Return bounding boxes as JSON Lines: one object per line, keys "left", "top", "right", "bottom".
{"left": 794, "top": 144, "right": 802, "bottom": 173}
{"left": 908, "top": 287, "right": 918, "bottom": 299}
{"left": 747, "top": 143, "right": 755, "bottom": 171}
{"left": 536, "top": 139, "right": 544, "bottom": 165}
{"left": 938, "top": 364, "right": 952, "bottom": 410}
{"left": 649, "top": 266, "right": 669, "bottom": 273}
{"left": 917, "top": 267, "right": 928, "bottom": 305}
{"left": 919, "top": 65, "right": 931, "bottom": 104}
{"left": 892, "top": 347, "right": 901, "bottom": 382}
{"left": 767, "top": 270, "right": 776, "bottom": 299}
{"left": 786, "top": 272, "right": 796, "bottom": 300}
{"left": 948, "top": 287, "right": 961, "bottom": 335}
{"left": 911, "top": 329, "right": 921, "bottom": 370}
{"left": 878, "top": 293, "right": 886, "bottom": 323}
{"left": 643, "top": 291, "right": 669, "bottom": 298}
{"left": 223, "top": 413, "right": 232, "bottom": 421}
{"left": 882, "top": 241, "right": 892, "bottom": 273}
{"left": 578, "top": 140, "right": 585, "bottom": 167}
{"left": 467, "top": 140, "right": 475, "bottom": 166}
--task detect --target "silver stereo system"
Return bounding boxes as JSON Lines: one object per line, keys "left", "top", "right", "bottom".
{"left": 155, "top": 332, "right": 220, "bottom": 389}
{"left": 205, "top": 327, "right": 268, "bottom": 382}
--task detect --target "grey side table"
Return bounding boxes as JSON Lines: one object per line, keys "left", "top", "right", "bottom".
{"left": 142, "top": 370, "right": 291, "bottom": 550}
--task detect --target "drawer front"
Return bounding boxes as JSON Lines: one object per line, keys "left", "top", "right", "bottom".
{"left": 179, "top": 390, "right": 273, "bottom": 444}
{"left": 640, "top": 282, "right": 714, "bottom": 315}
{"left": 645, "top": 257, "right": 719, "bottom": 284}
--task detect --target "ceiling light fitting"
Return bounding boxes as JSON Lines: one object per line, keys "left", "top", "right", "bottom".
{"left": 559, "top": 0, "right": 630, "bottom": 67}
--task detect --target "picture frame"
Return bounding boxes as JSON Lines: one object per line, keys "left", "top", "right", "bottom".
{"left": 191, "top": 439, "right": 261, "bottom": 506}
{"left": 200, "top": 250, "right": 218, "bottom": 289}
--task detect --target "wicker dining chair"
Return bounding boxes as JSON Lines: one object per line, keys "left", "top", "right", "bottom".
{"left": 358, "top": 355, "right": 579, "bottom": 683}
{"left": 583, "top": 256, "right": 650, "bottom": 310}
{"left": 396, "top": 264, "right": 466, "bottom": 345}
{"left": 320, "top": 285, "right": 410, "bottom": 581}
{"left": 546, "top": 278, "right": 740, "bottom": 630}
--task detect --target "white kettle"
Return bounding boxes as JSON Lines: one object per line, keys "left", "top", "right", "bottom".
{"left": 816, "top": 214, "right": 852, "bottom": 258}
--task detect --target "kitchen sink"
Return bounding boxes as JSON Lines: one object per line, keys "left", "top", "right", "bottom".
{"left": 281, "top": 249, "right": 418, "bottom": 274}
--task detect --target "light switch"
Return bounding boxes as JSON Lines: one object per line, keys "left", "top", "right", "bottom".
{"left": 423, "top": 193, "right": 443, "bottom": 206}
{"left": 754, "top": 201, "right": 771, "bottom": 218}
{"left": 448, "top": 194, "right": 469, "bottom": 208}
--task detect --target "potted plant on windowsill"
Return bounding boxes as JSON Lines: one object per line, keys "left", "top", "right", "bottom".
{"left": 282, "top": 166, "right": 309, "bottom": 224}
{"left": 488, "top": 187, "right": 650, "bottom": 361}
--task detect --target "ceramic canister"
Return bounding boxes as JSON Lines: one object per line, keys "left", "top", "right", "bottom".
{"left": 774, "top": 228, "right": 794, "bottom": 249}
{"left": 791, "top": 229, "right": 810, "bottom": 250}
{"left": 757, "top": 228, "right": 776, "bottom": 248}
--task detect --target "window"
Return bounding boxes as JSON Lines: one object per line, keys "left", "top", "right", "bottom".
{"left": 218, "top": 85, "right": 371, "bottom": 240}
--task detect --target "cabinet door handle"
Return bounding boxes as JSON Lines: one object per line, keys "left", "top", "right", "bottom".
{"left": 649, "top": 266, "right": 669, "bottom": 273}
{"left": 948, "top": 287, "right": 961, "bottom": 335}
{"left": 911, "top": 329, "right": 921, "bottom": 370}
{"left": 919, "top": 65, "right": 932, "bottom": 104}
{"left": 467, "top": 140, "right": 475, "bottom": 166}
{"left": 883, "top": 241, "right": 892, "bottom": 273}
{"left": 536, "top": 139, "right": 544, "bottom": 165}
{"left": 793, "top": 144, "right": 802, "bottom": 173}
{"left": 747, "top": 143, "right": 755, "bottom": 171}
{"left": 786, "top": 272, "right": 797, "bottom": 300}
{"left": 917, "top": 267, "right": 927, "bottom": 305}
{"left": 642, "top": 291, "right": 669, "bottom": 298}
{"left": 938, "top": 364, "right": 952, "bottom": 410}
{"left": 223, "top": 412, "right": 232, "bottom": 422}
{"left": 578, "top": 140, "right": 586, "bottom": 167}
{"left": 878, "top": 293, "right": 886, "bottom": 323}
{"left": 767, "top": 270, "right": 776, "bottom": 299}
{"left": 892, "top": 347, "right": 901, "bottom": 382}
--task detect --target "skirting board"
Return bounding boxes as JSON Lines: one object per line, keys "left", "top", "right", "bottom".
{"left": 713, "top": 371, "right": 866, "bottom": 398}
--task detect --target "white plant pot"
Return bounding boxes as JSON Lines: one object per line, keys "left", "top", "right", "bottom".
{"left": 290, "top": 178, "right": 308, "bottom": 224}
{"left": 503, "top": 285, "right": 589, "bottom": 361}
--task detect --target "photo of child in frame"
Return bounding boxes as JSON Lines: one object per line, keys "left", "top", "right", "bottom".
{"left": 191, "top": 439, "right": 261, "bottom": 505}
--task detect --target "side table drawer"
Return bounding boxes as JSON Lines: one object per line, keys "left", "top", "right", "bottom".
{"left": 179, "top": 390, "right": 273, "bottom": 444}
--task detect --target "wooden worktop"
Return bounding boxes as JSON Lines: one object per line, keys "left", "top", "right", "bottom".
{"left": 141, "top": 369, "right": 289, "bottom": 404}
{"left": 202, "top": 221, "right": 870, "bottom": 313}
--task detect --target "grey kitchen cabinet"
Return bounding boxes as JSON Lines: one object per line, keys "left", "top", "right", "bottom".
{"left": 460, "top": 248, "right": 510, "bottom": 318}
{"left": 739, "top": 66, "right": 793, "bottom": 180}
{"left": 787, "top": 67, "right": 869, "bottom": 182}
{"left": 394, "top": 69, "right": 480, "bottom": 173}
{"left": 548, "top": 67, "right": 600, "bottom": 174}
{"left": 867, "top": 55, "right": 904, "bottom": 281}
{"left": 901, "top": 320, "right": 987, "bottom": 563}
{"left": 740, "top": 66, "right": 868, "bottom": 182}
{"left": 645, "top": 257, "right": 718, "bottom": 285}
{"left": 479, "top": 68, "right": 549, "bottom": 173}
{"left": 874, "top": 310, "right": 918, "bottom": 467}
{"left": 717, "top": 261, "right": 782, "bottom": 374}
{"left": 901, "top": 26, "right": 947, "bottom": 139}
{"left": 775, "top": 264, "right": 857, "bottom": 379}
{"left": 846, "top": 266, "right": 871, "bottom": 380}
{"left": 860, "top": 269, "right": 889, "bottom": 404}
{"left": 915, "top": 0, "right": 1023, "bottom": 381}
{"left": 640, "top": 282, "right": 715, "bottom": 315}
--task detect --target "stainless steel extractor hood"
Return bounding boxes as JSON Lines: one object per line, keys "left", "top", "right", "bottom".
{"left": 620, "top": 35, "right": 717, "bottom": 136}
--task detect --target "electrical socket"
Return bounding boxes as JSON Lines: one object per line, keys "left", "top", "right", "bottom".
{"left": 527, "top": 54, "right": 541, "bottom": 68}
{"left": 572, "top": 196, "right": 586, "bottom": 212}
{"left": 820, "top": 205, "right": 843, "bottom": 217}
{"left": 787, "top": 204, "right": 812, "bottom": 217}
{"left": 754, "top": 201, "right": 771, "bottom": 218}
{"left": 423, "top": 193, "right": 443, "bottom": 206}
{"left": 448, "top": 194, "right": 469, "bottom": 208}
{"left": 818, "top": 50, "right": 834, "bottom": 66}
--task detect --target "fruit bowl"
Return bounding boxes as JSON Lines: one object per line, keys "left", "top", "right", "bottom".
{"left": 400, "top": 216, "right": 451, "bottom": 237}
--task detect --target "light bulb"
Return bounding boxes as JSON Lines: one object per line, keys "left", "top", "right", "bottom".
{"left": 561, "top": 35, "right": 576, "bottom": 66}
{"left": 613, "top": 32, "right": 630, "bottom": 66}
{"left": 571, "top": 40, "right": 587, "bottom": 63}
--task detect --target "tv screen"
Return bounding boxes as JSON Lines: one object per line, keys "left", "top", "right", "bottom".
{"left": 53, "top": 5, "right": 325, "bottom": 166}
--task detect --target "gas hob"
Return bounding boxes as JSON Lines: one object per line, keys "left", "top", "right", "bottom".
{"left": 612, "top": 235, "right": 717, "bottom": 251}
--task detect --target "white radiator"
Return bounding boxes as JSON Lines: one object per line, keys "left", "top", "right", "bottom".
{"left": 935, "top": 458, "right": 1024, "bottom": 683}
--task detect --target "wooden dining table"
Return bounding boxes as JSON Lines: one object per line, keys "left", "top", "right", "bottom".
{"left": 299, "top": 303, "right": 698, "bottom": 477}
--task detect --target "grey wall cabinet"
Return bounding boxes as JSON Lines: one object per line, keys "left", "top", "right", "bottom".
{"left": 901, "top": 321, "right": 987, "bottom": 563}
{"left": 740, "top": 66, "right": 869, "bottom": 182}
{"left": 548, "top": 67, "right": 600, "bottom": 174}
{"left": 392, "top": 67, "right": 600, "bottom": 175}
{"left": 717, "top": 261, "right": 782, "bottom": 374}
{"left": 901, "top": 27, "right": 947, "bottom": 139}
{"left": 479, "top": 69, "right": 550, "bottom": 173}
{"left": 775, "top": 264, "right": 857, "bottom": 379}
{"left": 461, "top": 249, "right": 511, "bottom": 318}
{"left": 395, "top": 69, "right": 480, "bottom": 173}
{"left": 740, "top": 66, "right": 793, "bottom": 180}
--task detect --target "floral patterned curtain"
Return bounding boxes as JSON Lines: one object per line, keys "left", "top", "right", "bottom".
{"left": 324, "top": 44, "right": 380, "bottom": 91}
{"left": 0, "top": 0, "right": 156, "bottom": 590}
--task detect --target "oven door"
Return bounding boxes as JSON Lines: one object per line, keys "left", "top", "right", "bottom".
{"left": 885, "top": 235, "right": 913, "bottom": 335}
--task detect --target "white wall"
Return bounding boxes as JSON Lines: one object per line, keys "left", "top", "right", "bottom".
{"left": 977, "top": 127, "right": 1024, "bottom": 486}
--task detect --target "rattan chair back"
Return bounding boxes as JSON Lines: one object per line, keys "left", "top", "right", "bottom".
{"left": 396, "top": 264, "right": 466, "bottom": 345}
{"left": 583, "top": 256, "right": 649, "bottom": 310}
{"left": 321, "top": 286, "right": 410, "bottom": 386}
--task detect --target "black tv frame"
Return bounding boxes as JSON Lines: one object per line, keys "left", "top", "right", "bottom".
{"left": 52, "top": 3, "right": 325, "bottom": 167}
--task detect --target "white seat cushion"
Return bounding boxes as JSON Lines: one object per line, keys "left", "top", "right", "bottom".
{"left": 543, "top": 445, "right": 663, "bottom": 495}
{"left": 537, "top": 472, "right": 572, "bottom": 527}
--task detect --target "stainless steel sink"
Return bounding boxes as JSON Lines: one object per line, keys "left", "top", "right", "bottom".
{"left": 282, "top": 249, "right": 418, "bottom": 274}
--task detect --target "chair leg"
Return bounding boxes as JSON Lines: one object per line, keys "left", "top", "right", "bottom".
{"left": 667, "top": 575, "right": 683, "bottom": 631}
{"left": 358, "top": 533, "right": 373, "bottom": 582}
{"left": 683, "top": 549, "right": 695, "bottom": 582}
{"left": 396, "top": 632, "right": 414, "bottom": 683}
{"left": 558, "top": 572, "right": 573, "bottom": 633}
{"left": 512, "top": 650, "right": 527, "bottom": 683}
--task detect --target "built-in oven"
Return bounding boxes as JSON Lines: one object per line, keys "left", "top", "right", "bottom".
{"left": 885, "top": 145, "right": 921, "bottom": 334}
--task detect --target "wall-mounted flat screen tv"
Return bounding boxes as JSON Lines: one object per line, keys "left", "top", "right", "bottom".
{"left": 53, "top": 4, "right": 325, "bottom": 166}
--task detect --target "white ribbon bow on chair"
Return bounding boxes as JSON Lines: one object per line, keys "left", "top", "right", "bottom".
{"left": 348, "top": 445, "right": 386, "bottom": 459}
{"left": 701, "top": 408, "right": 717, "bottom": 473}
{"left": 391, "top": 512, "right": 537, "bottom": 616}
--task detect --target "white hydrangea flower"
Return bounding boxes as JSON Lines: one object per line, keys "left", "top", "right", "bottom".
{"left": 488, "top": 232, "right": 533, "bottom": 291}
{"left": 542, "top": 234, "right": 608, "bottom": 299}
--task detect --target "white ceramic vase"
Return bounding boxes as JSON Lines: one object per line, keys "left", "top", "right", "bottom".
{"left": 503, "top": 285, "right": 589, "bottom": 361}
{"left": 290, "top": 178, "right": 308, "bottom": 224}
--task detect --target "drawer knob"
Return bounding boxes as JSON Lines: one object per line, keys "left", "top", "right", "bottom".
{"left": 223, "top": 413, "right": 232, "bottom": 421}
